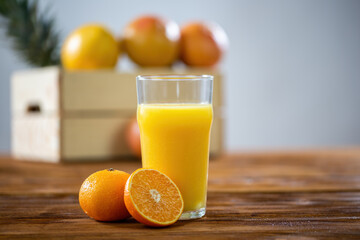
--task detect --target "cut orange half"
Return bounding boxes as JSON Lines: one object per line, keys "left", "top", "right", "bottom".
{"left": 124, "top": 168, "right": 184, "bottom": 227}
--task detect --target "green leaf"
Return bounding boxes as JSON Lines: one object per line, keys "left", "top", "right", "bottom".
{"left": 0, "top": 0, "right": 60, "bottom": 66}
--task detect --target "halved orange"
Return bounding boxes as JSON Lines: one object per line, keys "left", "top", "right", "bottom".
{"left": 124, "top": 168, "right": 184, "bottom": 227}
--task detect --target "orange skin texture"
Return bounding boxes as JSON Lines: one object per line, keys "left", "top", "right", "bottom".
{"left": 61, "top": 24, "right": 119, "bottom": 70}
{"left": 124, "top": 168, "right": 184, "bottom": 227}
{"left": 123, "top": 16, "right": 180, "bottom": 67}
{"left": 180, "top": 22, "right": 228, "bottom": 67}
{"left": 125, "top": 117, "right": 141, "bottom": 158}
{"left": 79, "top": 169, "right": 130, "bottom": 221}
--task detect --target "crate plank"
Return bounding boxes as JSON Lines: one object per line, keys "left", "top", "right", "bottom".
{"left": 62, "top": 71, "right": 137, "bottom": 113}
{"left": 62, "top": 117, "right": 131, "bottom": 159}
{"left": 11, "top": 67, "right": 60, "bottom": 115}
{"left": 12, "top": 115, "right": 60, "bottom": 162}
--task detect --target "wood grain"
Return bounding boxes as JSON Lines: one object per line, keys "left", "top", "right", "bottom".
{"left": 1, "top": 149, "right": 360, "bottom": 239}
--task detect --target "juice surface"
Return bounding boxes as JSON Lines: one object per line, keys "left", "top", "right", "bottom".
{"left": 137, "top": 104, "right": 213, "bottom": 212}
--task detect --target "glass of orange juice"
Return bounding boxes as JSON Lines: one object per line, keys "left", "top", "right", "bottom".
{"left": 136, "top": 75, "right": 213, "bottom": 220}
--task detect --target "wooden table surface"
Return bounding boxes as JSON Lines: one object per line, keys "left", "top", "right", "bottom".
{"left": 1, "top": 149, "right": 360, "bottom": 239}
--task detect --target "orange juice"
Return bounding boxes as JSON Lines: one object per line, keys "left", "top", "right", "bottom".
{"left": 137, "top": 104, "right": 213, "bottom": 212}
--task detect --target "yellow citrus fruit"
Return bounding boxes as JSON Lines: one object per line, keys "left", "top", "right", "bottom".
{"left": 79, "top": 168, "right": 130, "bottom": 221}
{"left": 61, "top": 24, "right": 119, "bottom": 70}
{"left": 124, "top": 168, "right": 184, "bottom": 227}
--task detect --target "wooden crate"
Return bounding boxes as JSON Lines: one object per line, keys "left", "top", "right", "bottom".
{"left": 11, "top": 67, "right": 224, "bottom": 162}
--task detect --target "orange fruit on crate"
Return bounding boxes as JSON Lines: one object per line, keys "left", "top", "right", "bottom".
{"left": 180, "top": 22, "right": 228, "bottom": 67}
{"left": 124, "top": 168, "right": 184, "bottom": 227}
{"left": 123, "top": 15, "right": 180, "bottom": 67}
{"left": 61, "top": 24, "right": 119, "bottom": 70}
{"left": 79, "top": 168, "right": 130, "bottom": 221}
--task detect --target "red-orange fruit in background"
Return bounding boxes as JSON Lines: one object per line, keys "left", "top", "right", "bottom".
{"left": 180, "top": 22, "right": 228, "bottom": 67}
{"left": 123, "top": 15, "right": 180, "bottom": 67}
{"left": 125, "top": 117, "right": 141, "bottom": 158}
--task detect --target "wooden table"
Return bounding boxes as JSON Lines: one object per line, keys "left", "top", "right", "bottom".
{"left": 1, "top": 149, "right": 360, "bottom": 239}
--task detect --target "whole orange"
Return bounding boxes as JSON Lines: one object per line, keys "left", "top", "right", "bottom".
{"left": 180, "top": 22, "right": 228, "bottom": 67}
{"left": 79, "top": 168, "right": 130, "bottom": 221}
{"left": 123, "top": 15, "right": 180, "bottom": 67}
{"left": 61, "top": 24, "right": 119, "bottom": 70}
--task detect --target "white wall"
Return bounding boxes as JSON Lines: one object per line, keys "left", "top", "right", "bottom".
{"left": 1, "top": 0, "right": 360, "bottom": 153}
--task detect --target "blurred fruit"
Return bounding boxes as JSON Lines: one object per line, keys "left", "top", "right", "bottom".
{"left": 79, "top": 168, "right": 130, "bottom": 221}
{"left": 117, "top": 37, "right": 125, "bottom": 55}
{"left": 125, "top": 117, "right": 141, "bottom": 158}
{"left": 61, "top": 24, "right": 119, "bottom": 70}
{"left": 123, "top": 15, "right": 180, "bottom": 67}
{"left": 180, "top": 22, "right": 228, "bottom": 67}
{"left": 124, "top": 168, "right": 184, "bottom": 227}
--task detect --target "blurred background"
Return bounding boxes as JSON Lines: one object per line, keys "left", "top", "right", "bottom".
{"left": 1, "top": 0, "right": 360, "bottom": 154}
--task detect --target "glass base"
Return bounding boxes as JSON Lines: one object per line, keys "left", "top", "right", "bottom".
{"left": 179, "top": 207, "right": 206, "bottom": 220}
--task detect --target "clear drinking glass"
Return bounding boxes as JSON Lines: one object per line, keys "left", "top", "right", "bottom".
{"left": 136, "top": 75, "right": 213, "bottom": 219}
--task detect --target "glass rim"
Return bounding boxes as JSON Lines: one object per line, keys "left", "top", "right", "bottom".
{"left": 136, "top": 74, "right": 213, "bottom": 81}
